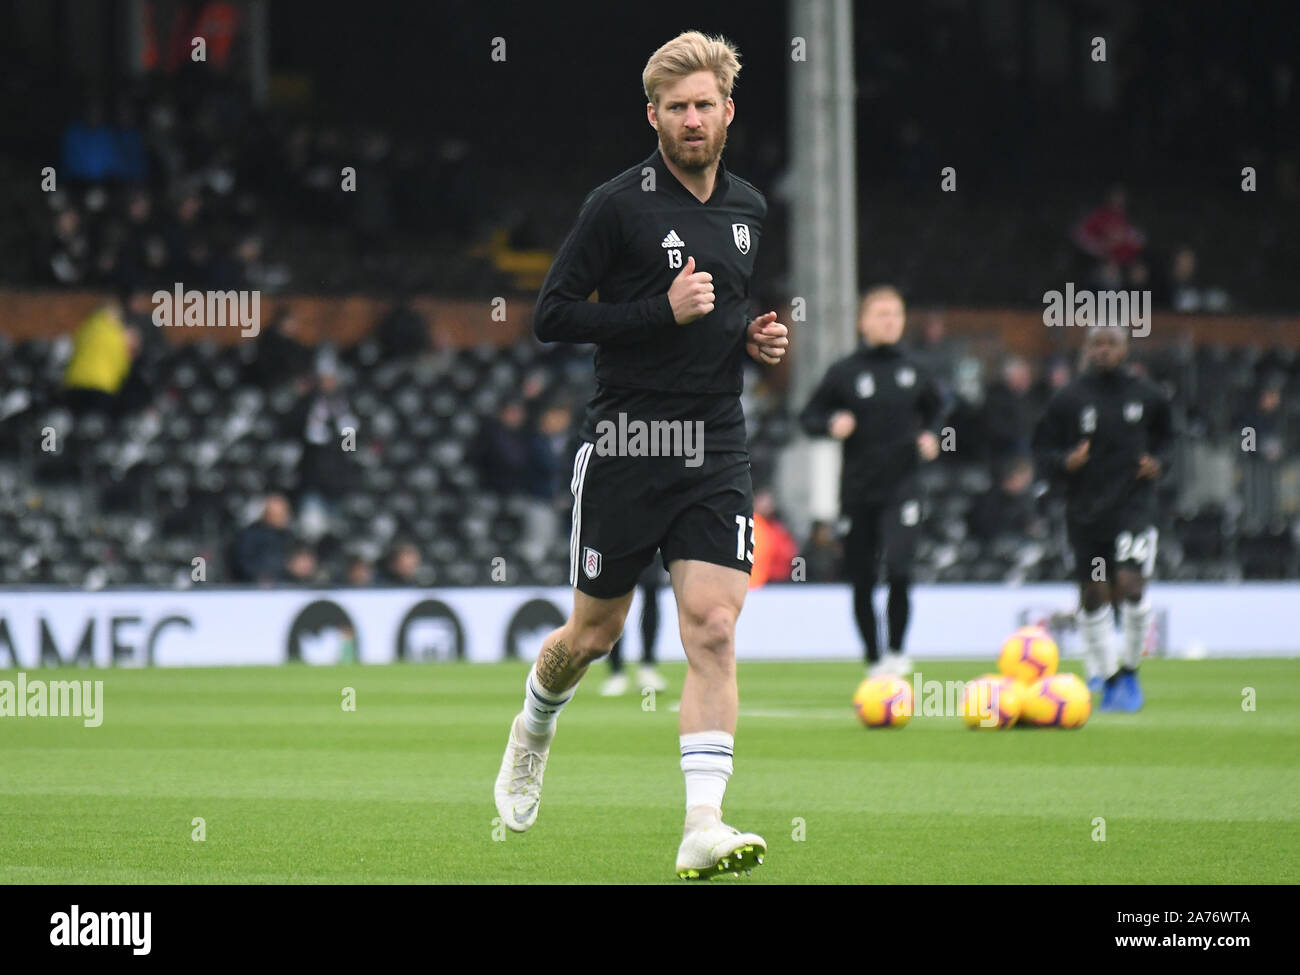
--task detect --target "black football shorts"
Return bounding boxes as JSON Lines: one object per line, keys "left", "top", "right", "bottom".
{"left": 568, "top": 443, "right": 754, "bottom": 599}
{"left": 1068, "top": 517, "right": 1158, "bottom": 583}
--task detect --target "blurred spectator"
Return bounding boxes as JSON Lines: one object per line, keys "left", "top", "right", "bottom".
{"left": 244, "top": 305, "right": 312, "bottom": 389}
{"left": 164, "top": 188, "right": 205, "bottom": 272}
{"left": 801, "top": 519, "right": 841, "bottom": 582}
{"left": 228, "top": 232, "right": 289, "bottom": 292}
{"left": 292, "top": 362, "right": 360, "bottom": 536}
{"left": 1168, "top": 246, "right": 1230, "bottom": 313}
{"left": 519, "top": 399, "right": 575, "bottom": 562}
{"left": 113, "top": 287, "right": 166, "bottom": 412}
{"left": 47, "top": 206, "right": 90, "bottom": 284}
{"left": 1127, "top": 259, "right": 1156, "bottom": 293}
{"left": 1236, "top": 377, "right": 1293, "bottom": 530}
{"left": 968, "top": 457, "right": 1044, "bottom": 543}
{"left": 750, "top": 488, "right": 798, "bottom": 588}
{"left": 520, "top": 368, "right": 552, "bottom": 407}
{"left": 1073, "top": 186, "right": 1145, "bottom": 267}
{"left": 62, "top": 301, "right": 138, "bottom": 415}
{"left": 230, "top": 494, "right": 292, "bottom": 585}
{"left": 537, "top": 399, "right": 577, "bottom": 493}
{"left": 473, "top": 399, "right": 532, "bottom": 494}
{"left": 118, "top": 278, "right": 159, "bottom": 335}
{"left": 285, "top": 542, "right": 323, "bottom": 585}
{"left": 374, "top": 299, "right": 431, "bottom": 360}
{"left": 1026, "top": 356, "right": 1073, "bottom": 432}
{"left": 1237, "top": 377, "right": 1291, "bottom": 464}
{"left": 124, "top": 187, "right": 156, "bottom": 235}
{"left": 909, "top": 311, "right": 957, "bottom": 392}
{"left": 344, "top": 556, "right": 375, "bottom": 586}
{"left": 982, "top": 356, "right": 1035, "bottom": 467}
{"left": 380, "top": 540, "right": 422, "bottom": 586}
{"left": 1034, "top": 357, "right": 1072, "bottom": 408}
{"left": 1086, "top": 259, "right": 1125, "bottom": 292}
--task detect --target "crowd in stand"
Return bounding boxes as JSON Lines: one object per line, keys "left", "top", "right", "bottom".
{"left": 30, "top": 285, "right": 1296, "bottom": 588}
{"left": 9, "top": 84, "right": 491, "bottom": 297}
{"left": 3, "top": 62, "right": 1294, "bottom": 308}
{"left": 1071, "top": 186, "right": 1231, "bottom": 313}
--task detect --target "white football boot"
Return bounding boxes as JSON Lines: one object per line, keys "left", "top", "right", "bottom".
{"left": 675, "top": 822, "right": 767, "bottom": 880}
{"left": 493, "top": 714, "right": 552, "bottom": 832}
{"left": 885, "top": 652, "right": 914, "bottom": 676}
{"left": 866, "top": 659, "right": 892, "bottom": 679}
{"left": 599, "top": 673, "right": 629, "bottom": 696}
{"left": 636, "top": 666, "right": 668, "bottom": 692}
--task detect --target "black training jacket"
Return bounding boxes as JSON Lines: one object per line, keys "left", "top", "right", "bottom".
{"left": 534, "top": 148, "right": 767, "bottom": 454}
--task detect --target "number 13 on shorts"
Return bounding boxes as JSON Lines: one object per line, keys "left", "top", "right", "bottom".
{"left": 735, "top": 515, "right": 754, "bottom": 564}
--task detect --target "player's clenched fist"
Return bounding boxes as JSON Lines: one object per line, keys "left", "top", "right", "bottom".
{"left": 668, "top": 255, "right": 714, "bottom": 324}
{"left": 745, "top": 310, "right": 788, "bottom": 365}
{"left": 828, "top": 410, "right": 856, "bottom": 440}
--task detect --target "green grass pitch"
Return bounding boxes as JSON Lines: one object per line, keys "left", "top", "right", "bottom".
{"left": 1, "top": 659, "right": 1297, "bottom": 884}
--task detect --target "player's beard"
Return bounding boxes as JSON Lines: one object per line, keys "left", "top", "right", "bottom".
{"left": 662, "top": 125, "right": 726, "bottom": 173}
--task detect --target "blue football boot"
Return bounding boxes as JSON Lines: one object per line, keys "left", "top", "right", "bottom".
{"left": 1100, "top": 675, "right": 1124, "bottom": 712}
{"left": 1121, "top": 670, "right": 1144, "bottom": 712}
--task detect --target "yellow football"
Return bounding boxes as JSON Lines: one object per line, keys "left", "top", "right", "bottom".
{"left": 997, "top": 626, "right": 1060, "bottom": 685}
{"left": 961, "top": 676, "right": 1025, "bottom": 729}
{"left": 1021, "top": 673, "right": 1092, "bottom": 728}
{"left": 852, "top": 677, "right": 913, "bottom": 728}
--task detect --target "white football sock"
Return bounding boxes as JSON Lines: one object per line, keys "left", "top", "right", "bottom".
{"left": 1079, "top": 605, "right": 1118, "bottom": 680}
{"left": 680, "top": 731, "right": 733, "bottom": 817}
{"left": 521, "top": 664, "right": 574, "bottom": 738}
{"left": 1120, "top": 598, "right": 1153, "bottom": 671}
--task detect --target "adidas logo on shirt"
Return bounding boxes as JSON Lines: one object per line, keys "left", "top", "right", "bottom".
{"left": 661, "top": 230, "right": 685, "bottom": 248}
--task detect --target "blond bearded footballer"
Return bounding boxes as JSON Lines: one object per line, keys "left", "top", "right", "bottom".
{"left": 493, "top": 31, "right": 788, "bottom": 879}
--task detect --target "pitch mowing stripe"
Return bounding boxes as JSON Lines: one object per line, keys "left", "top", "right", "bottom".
{"left": 1, "top": 809, "right": 1293, "bottom": 884}
{"left": 2, "top": 767, "right": 1295, "bottom": 821}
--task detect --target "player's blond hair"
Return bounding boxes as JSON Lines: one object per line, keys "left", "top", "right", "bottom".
{"left": 859, "top": 285, "right": 905, "bottom": 317}
{"left": 642, "top": 31, "right": 741, "bottom": 110}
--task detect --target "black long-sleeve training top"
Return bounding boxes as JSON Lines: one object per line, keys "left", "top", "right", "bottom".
{"left": 1032, "top": 364, "right": 1175, "bottom": 527}
{"left": 533, "top": 147, "right": 767, "bottom": 455}
{"left": 799, "top": 342, "right": 949, "bottom": 509}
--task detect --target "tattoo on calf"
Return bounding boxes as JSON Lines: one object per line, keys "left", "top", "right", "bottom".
{"left": 536, "top": 640, "right": 573, "bottom": 691}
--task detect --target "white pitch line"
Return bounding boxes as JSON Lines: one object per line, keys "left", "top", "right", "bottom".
{"left": 667, "top": 702, "right": 847, "bottom": 720}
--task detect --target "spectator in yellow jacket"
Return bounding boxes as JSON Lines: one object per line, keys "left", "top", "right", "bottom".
{"left": 63, "top": 301, "right": 138, "bottom": 414}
